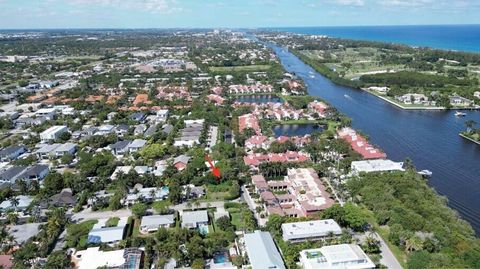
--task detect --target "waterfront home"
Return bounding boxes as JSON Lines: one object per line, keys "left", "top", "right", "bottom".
{"left": 338, "top": 127, "right": 386, "bottom": 159}
{"left": 299, "top": 244, "right": 375, "bottom": 269}
{"left": 474, "top": 91, "right": 480, "bottom": 99}
{"left": 243, "top": 231, "right": 286, "bottom": 269}
{"left": 351, "top": 159, "right": 405, "bottom": 174}
{"left": 397, "top": 93, "right": 429, "bottom": 105}
{"left": 140, "top": 214, "right": 175, "bottom": 234}
{"left": 367, "top": 86, "right": 389, "bottom": 95}
{"left": 450, "top": 94, "right": 474, "bottom": 107}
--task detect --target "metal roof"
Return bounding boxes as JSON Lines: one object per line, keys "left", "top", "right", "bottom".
{"left": 244, "top": 231, "right": 286, "bottom": 269}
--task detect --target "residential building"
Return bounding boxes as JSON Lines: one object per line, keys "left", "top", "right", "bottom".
{"left": 338, "top": 128, "right": 386, "bottom": 159}
{"left": 35, "top": 107, "right": 56, "bottom": 120}
{"left": 35, "top": 143, "right": 77, "bottom": 159}
{"left": 245, "top": 135, "right": 270, "bottom": 150}
{"left": 299, "top": 244, "right": 375, "bottom": 269}
{"left": 174, "top": 119, "right": 204, "bottom": 147}
{"left": 351, "top": 159, "right": 404, "bottom": 174}
{"left": 140, "top": 214, "right": 175, "bottom": 234}
{"left": 124, "top": 186, "right": 169, "bottom": 205}
{"left": 181, "top": 210, "right": 209, "bottom": 233}
{"left": 173, "top": 154, "right": 190, "bottom": 171}
{"left": 0, "top": 195, "right": 33, "bottom": 212}
{"left": 238, "top": 113, "right": 261, "bottom": 135}
{"left": 251, "top": 168, "right": 334, "bottom": 218}
{"left": 243, "top": 151, "right": 309, "bottom": 169}
{"left": 156, "top": 109, "right": 169, "bottom": 122}
{"left": 48, "top": 188, "right": 76, "bottom": 207}
{"left": 72, "top": 247, "right": 143, "bottom": 269}
{"left": 39, "top": 125, "right": 69, "bottom": 141}
{"left": 397, "top": 93, "right": 429, "bottom": 105}
{"left": 282, "top": 219, "right": 342, "bottom": 242}
{"left": 87, "top": 217, "right": 128, "bottom": 245}
{"left": 450, "top": 94, "right": 474, "bottom": 106}
{"left": 243, "top": 230, "right": 286, "bottom": 269}
{"left": 0, "top": 145, "right": 27, "bottom": 162}
{"left": 474, "top": 91, "right": 480, "bottom": 99}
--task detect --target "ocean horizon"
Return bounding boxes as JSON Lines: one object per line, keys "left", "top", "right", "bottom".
{"left": 268, "top": 24, "right": 480, "bottom": 53}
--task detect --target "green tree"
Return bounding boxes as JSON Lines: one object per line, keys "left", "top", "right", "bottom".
{"left": 43, "top": 172, "right": 65, "bottom": 195}
{"left": 44, "top": 251, "right": 72, "bottom": 269}
{"left": 131, "top": 203, "right": 148, "bottom": 218}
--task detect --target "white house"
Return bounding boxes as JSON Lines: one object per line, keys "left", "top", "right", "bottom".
{"left": 351, "top": 159, "right": 404, "bottom": 174}
{"left": 140, "top": 214, "right": 175, "bottom": 234}
{"left": 299, "top": 244, "right": 375, "bottom": 269}
{"left": 40, "top": 125, "right": 69, "bottom": 141}
{"left": 156, "top": 109, "right": 169, "bottom": 122}
{"left": 181, "top": 210, "right": 209, "bottom": 232}
{"left": 35, "top": 108, "right": 56, "bottom": 120}
{"left": 87, "top": 217, "right": 128, "bottom": 245}
{"left": 282, "top": 219, "right": 342, "bottom": 242}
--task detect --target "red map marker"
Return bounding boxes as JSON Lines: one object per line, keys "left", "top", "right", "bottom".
{"left": 205, "top": 154, "right": 221, "bottom": 178}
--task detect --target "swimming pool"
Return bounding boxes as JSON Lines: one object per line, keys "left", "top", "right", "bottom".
{"left": 213, "top": 252, "right": 228, "bottom": 264}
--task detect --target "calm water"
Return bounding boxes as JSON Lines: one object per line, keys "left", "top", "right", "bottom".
{"left": 271, "top": 25, "right": 480, "bottom": 52}
{"left": 267, "top": 44, "right": 480, "bottom": 235}
{"left": 272, "top": 123, "right": 324, "bottom": 137}
{"left": 235, "top": 94, "right": 283, "bottom": 103}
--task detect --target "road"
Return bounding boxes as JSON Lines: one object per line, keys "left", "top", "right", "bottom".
{"left": 71, "top": 208, "right": 132, "bottom": 222}
{"left": 356, "top": 232, "right": 403, "bottom": 269}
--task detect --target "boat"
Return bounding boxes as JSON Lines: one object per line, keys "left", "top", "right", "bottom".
{"left": 418, "top": 170, "right": 433, "bottom": 177}
{"left": 309, "top": 75, "right": 315, "bottom": 78}
{"left": 344, "top": 94, "right": 351, "bottom": 98}
{"left": 455, "top": 111, "right": 467, "bottom": 117}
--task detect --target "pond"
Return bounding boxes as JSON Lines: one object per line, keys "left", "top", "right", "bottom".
{"left": 235, "top": 94, "right": 283, "bottom": 103}
{"left": 272, "top": 123, "right": 324, "bottom": 137}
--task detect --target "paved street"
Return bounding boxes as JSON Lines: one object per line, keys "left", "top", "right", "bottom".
{"left": 356, "top": 232, "right": 403, "bottom": 269}
{"left": 71, "top": 208, "right": 132, "bottom": 222}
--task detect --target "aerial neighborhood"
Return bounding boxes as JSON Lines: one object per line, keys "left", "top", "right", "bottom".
{"left": 0, "top": 28, "right": 478, "bottom": 269}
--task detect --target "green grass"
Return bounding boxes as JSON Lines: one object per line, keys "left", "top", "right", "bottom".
{"left": 209, "top": 64, "right": 271, "bottom": 72}
{"left": 152, "top": 200, "right": 172, "bottom": 213}
{"left": 105, "top": 217, "right": 119, "bottom": 227}
{"left": 66, "top": 220, "right": 98, "bottom": 249}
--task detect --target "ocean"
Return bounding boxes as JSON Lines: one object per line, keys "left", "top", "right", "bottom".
{"left": 271, "top": 25, "right": 480, "bottom": 53}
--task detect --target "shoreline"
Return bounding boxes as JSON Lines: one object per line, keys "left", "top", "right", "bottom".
{"left": 459, "top": 133, "right": 480, "bottom": 145}
{"left": 362, "top": 89, "right": 480, "bottom": 111}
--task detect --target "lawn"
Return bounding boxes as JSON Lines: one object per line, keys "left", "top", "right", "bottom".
{"left": 105, "top": 217, "right": 119, "bottom": 227}
{"left": 209, "top": 64, "right": 271, "bottom": 72}
{"left": 66, "top": 220, "right": 98, "bottom": 249}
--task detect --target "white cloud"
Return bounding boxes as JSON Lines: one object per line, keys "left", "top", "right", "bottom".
{"left": 377, "top": 0, "right": 434, "bottom": 7}
{"left": 333, "top": 0, "right": 365, "bottom": 6}
{"left": 69, "top": 0, "right": 181, "bottom": 13}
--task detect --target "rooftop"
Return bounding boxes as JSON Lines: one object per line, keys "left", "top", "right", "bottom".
{"left": 244, "top": 230, "right": 286, "bottom": 269}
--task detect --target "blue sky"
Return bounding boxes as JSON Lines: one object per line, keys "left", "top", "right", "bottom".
{"left": 0, "top": 0, "right": 479, "bottom": 29}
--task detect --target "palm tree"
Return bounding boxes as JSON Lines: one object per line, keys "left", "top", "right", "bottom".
{"left": 9, "top": 197, "right": 20, "bottom": 209}
{"left": 465, "top": 120, "right": 477, "bottom": 133}
{"left": 406, "top": 235, "right": 423, "bottom": 252}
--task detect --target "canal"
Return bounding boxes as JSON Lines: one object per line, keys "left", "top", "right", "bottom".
{"left": 268, "top": 44, "right": 480, "bottom": 234}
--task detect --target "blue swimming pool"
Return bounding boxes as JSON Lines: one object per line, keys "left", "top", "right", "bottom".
{"left": 213, "top": 252, "right": 228, "bottom": 264}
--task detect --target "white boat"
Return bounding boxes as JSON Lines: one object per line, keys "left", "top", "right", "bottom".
{"left": 344, "top": 94, "right": 351, "bottom": 98}
{"left": 418, "top": 170, "right": 433, "bottom": 177}
{"left": 309, "top": 75, "right": 315, "bottom": 78}
{"left": 455, "top": 111, "right": 467, "bottom": 117}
